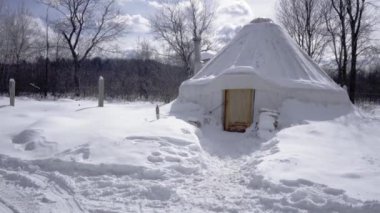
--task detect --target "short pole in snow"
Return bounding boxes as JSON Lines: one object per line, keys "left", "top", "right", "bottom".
{"left": 9, "top": 79, "right": 15, "bottom": 106}
{"left": 156, "top": 105, "right": 160, "bottom": 120}
{"left": 343, "top": 85, "right": 348, "bottom": 92}
{"left": 98, "top": 76, "right": 104, "bottom": 107}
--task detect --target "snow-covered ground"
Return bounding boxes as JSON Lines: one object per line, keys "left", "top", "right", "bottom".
{"left": 0, "top": 96, "right": 379, "bottom": 212}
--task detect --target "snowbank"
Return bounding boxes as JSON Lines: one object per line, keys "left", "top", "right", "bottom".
{"left": 0, "top": 97, "right": 203, "bottom": 173}
{"left": 257, "top": 112, "right": 380, "bottom": 201}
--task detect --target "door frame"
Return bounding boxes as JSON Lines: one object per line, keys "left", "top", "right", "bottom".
{"left": 223, "top": 89, "right": 255, "bottom": 132}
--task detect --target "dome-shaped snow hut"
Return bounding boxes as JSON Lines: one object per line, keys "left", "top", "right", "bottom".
{"left": 178, "top": 19, "right": 352, "bottom": 132}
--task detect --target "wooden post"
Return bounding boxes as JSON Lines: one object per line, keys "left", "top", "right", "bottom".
{"left": 193, "top": 37, "right": 202, "bottom": 74}
{"left": 98, "top": 76, "right": 104, "bottom": 107}
{"left": 9, "top": 79, "right": 15, "bottom": 106}
{"left": 156, "top": 105, "right": 160, "bottom": 120}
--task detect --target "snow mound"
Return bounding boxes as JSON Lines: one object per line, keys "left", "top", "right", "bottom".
{"left": 12, "top": 129, "right": 57, "bottom": 153}
{"left": 12, "top": 129, "right": 43, "bottom": 145}
{"left": 257, "top": 109, "right": 279, "bottom": 140}
{"left": 257, "top": 112, "right": 380, "bottom": 201}
{"left": 179, "top": 20, "right": 352, "bottom": 127}
{"left": 1, "top": 98, "right": 204, "bottom": 175}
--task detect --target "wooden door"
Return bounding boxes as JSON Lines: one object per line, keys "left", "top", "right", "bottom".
{"left": 224, "top": 89, "right": 254, "bottom": 132}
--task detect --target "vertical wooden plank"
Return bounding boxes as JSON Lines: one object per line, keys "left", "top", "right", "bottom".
{"left": 248, "top": 89, "right": 254, "bottom": 125}
{"left": 223, "top": 90, "right": 228, "bottom": 131}
{"left": 252, "top": 89, "right": 255, "bottom": 123}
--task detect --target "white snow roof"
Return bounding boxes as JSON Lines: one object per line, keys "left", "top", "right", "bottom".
{"left": 201, "top": 51, "right": 216, "bottom": 61}
{"left": 191, "top": 19, "right": 339, "bottom": 90}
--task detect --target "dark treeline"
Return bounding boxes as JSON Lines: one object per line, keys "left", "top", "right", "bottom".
{"left": 0, "top": 58, "right": 187, "bottom": 102}
{"left": 355, "top": 67, "right": 380, "bottom": 104}
{"left": 328, "top": 64, "right": 380, "bottom": 104}
{"left": 1, "top": 57, "right": 380, "bottom": 104}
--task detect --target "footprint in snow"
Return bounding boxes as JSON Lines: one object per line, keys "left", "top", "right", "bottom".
{"left": 147, "top": 155, "right": 164, "bottom": 163}
{"left": 323, "top": 187, "right": 345, "bottom": 196}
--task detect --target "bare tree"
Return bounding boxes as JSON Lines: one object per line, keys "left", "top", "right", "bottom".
{"left": 42, "top": 0, "right": 125, "bottom": 96}
{"left": 0, "top": 1, "right": 45, "bottom": 93}
{"left": 135, "top": 38, "right": 157, "bottom": 61}
{"left": 44, "top": 6, "right": 50, "bottom": 97}
{"left": 324, "top": 0, "right": 350, "bottom": 86}
{"left": 277, "top": 0, "right": 330, "bottom": 62}
{"left": 345, "top": 0, "right": 373, "bottom": 103}
{"left": 0, "top": 0, "right": 6, "bottom": 91}
{"left": 0, "top": 0, "right": 6, "bottom": 63}
{"left": 2, "top": 4, "right": 39, "bottom": 83}
{"left": 2, "top": 4, "right": 39, "bottom": 73}
{"left": 150, "top": 0, "right": 214, "bottom": 76}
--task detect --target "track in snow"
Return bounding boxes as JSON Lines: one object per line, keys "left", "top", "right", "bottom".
{"left": 1, "top": 134, "right": 379, "bottom": 213}
{"left": 0, "top": 98, "right": 379, "bottom": 212}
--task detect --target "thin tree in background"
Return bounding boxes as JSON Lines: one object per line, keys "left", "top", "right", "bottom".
{"left": 150, "top": 0, "right": 214, "bottom": 76}
{"left": 278, "top": 0, "right": 377, "bottom": 103}
{"left": 135, "top": 38, "right": 157, "bottom": 61}
{"left": 0, "top": 0, "right": 8, "bottom": 93}
{"left": 188, "top": 0, "right": 214, "bottom": 73}
{"left": 1, "top": 3, "right": 39, "bottom": 89}
{"left": 42, "top": 0, "right": 125, "bottom": 96}
{"left": 345, "top": 0, "right": 367, "bottom": 103}
{"left": 324, "top": 0, "right": 349, "bottom": 86}
{"left": 44, "top": 6, "right": 50, "bottom": 97}
{"left": 277, "top": 0, "right": 330, "bottom": 62}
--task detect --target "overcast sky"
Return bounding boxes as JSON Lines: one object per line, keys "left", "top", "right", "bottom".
{"left": 4, "top": 0, "right": 379, "bottom": 56}
{"left": 5, "top": 0, "right": 278, "bottom": 52}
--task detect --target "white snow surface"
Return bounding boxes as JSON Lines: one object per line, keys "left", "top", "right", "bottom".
{"left": 0, "top": 96, "right": 380, "bottom": 212}
{"left": 201, "top": 51, "right": 216, "bottom": 61}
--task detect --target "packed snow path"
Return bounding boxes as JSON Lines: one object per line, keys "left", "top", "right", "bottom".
{"left": 0, "top": 97, "right": 379, "bottom": 212}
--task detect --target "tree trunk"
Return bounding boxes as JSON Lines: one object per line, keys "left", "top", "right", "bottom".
{"left": 0, "top": 65, "right": 6, "bottom": 92}
{"left": 14, "top": 57, "right": 20, "bottom": 96}
{"left": 349, "top": 42, "right": 357, "bottom": 103}
{"left": 44, "top": 7, "right": 49, "bottom": 98}
{"left": 73, "top": 60, "right": 80, "bottom": 96}
{"left": 341, "top": 27, "right": 348, "bottom": 86}
{"left": 44, "top": 58, "right": 49, "bottom": 97}
{"left": 337, "top": 64, "right": 343, "bottom": 85}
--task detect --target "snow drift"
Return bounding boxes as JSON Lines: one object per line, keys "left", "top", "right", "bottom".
{"left": 0, "top": 97, "right": 379, "bottom": 212}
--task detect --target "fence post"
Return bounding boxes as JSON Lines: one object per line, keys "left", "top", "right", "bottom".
{"left": 156, "top": 105, "right": 160, "bottom": 120}
{"left": 9, "top": 79, "right": 15, "bottom": 106}
{"left": 98, "top": 76, "right": 104, "bottom": 107}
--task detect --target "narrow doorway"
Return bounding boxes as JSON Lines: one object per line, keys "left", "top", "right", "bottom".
{"left": 224, "top": 89, "right": 254, "bottom": 132}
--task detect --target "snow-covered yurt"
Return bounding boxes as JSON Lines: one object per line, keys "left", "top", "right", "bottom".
{"left": 178, "top": 18, "right": 353, "bottom": 132}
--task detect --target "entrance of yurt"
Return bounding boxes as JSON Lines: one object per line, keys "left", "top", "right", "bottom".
{"left": 223, "top": 89, "right": 255, "bottom": 132}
